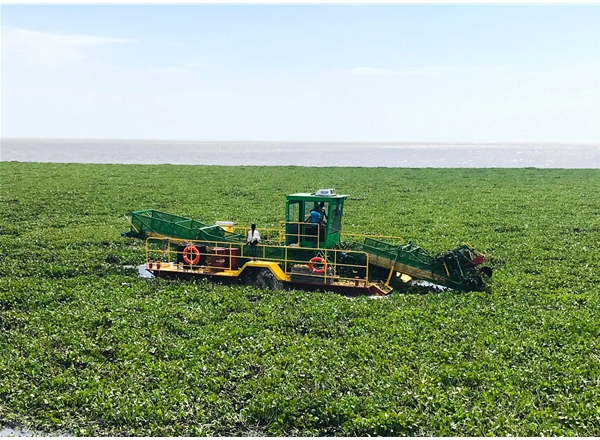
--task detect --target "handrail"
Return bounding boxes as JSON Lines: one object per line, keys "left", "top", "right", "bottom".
{"left": 234, "top": 226, "right": 284, "bottom": 245}
{"left": 145, "top": 237, "right": 372, "bottom": 284}
{"left": 278, "top": 220, "right": 328, "bottom": 248}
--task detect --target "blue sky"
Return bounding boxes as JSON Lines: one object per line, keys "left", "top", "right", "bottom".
{"left": 2, "top": 4, "right": 599, "bottom": 141}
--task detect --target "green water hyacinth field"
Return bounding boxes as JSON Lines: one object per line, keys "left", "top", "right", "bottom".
{"left": 1, "top": 162, "right": 599, "bottom": 436}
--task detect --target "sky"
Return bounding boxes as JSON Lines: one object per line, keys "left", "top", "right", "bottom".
{"left": 1, "top": 4, "right": 599, "bottom": 142}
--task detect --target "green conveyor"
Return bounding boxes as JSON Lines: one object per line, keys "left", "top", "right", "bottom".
{"left": 122, "top": 209, "right": 244, "bottom": 243}
{"left": 349, "top": 237, "right": 485, "bottom": 291}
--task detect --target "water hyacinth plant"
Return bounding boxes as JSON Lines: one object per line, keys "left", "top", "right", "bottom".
{"left": 1, "top": 162, "right": 599, "bottom": 435}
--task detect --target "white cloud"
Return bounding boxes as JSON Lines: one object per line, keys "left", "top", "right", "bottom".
{"left": 1, "top": 26, "right": 135, "bottom": 66}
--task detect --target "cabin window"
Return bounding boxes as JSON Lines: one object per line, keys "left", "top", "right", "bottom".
{"left": 330, "top": 201, "right": 342, "bottom": 233}
{"left": 287, "top": 201, "right": 300, "bottom": 223}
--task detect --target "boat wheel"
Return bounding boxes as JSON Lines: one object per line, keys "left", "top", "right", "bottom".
{"left": 242, "top": 268, "right": 283, "bottom": 290}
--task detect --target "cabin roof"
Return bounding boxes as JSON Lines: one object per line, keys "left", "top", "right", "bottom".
{"left": 286, "top": 193, "right": 348, "bottom": 201}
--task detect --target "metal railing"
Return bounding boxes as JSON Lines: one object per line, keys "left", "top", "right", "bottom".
{"left": 145, "top": 237, "right": 371, "bottom": 286}
{"left": 278, "top": 220, "right": 325, "bottom": 247}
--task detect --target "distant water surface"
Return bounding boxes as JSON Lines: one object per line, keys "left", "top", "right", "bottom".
{"left": 2, "top": 138, "right": 599, "bottom": 168}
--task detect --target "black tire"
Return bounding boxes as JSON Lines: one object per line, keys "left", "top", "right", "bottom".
{"left": 480, "top": 266, "right": 493, "bottom": 278}
{"left": 242, "top": 268, "right": 283, "bottom": 290}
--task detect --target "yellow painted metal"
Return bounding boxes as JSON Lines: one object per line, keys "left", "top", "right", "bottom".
{"left": 236, "top": 226, "right": 284, "bottom": 245}
{"left": 367, "top": 251, "right": 435, "bottom": 284}
{"left": 144, "top": 237, "right": 374, "bottom": 288}
{"left": 240, "top": 261, "right": 288, "bottom": 281}
{"left": 228, "top": 221, "right": 403, "bottom": 251}
{"left": 385, "top": 264, "right": 395, "bottom": 286}
{"left": 385, "top": 251, "right": 400, "bottom": 286}
{"left": 373, "top": 281, "right": 393, "bottom": 295}
{"left": 279, "top": 220, "right": 325, "bottom": 248}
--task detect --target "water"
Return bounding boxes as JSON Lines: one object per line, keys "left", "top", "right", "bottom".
{"left": 1, "top": 138, "right": 599, "bottom": 168}
{"left": 0, "top": 428, "right": 34, "bottom": 437}
{"left": 138, "top": 264, "right": 154, "bottom": 278}
{"left": 0, "top": 427, "right": 72, "bottom": 437}
{"left": 122, "top": 265, "right": 154, "bottom": 278}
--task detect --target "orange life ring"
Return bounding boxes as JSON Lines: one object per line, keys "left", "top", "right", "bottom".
{"left": 308, "top": 256, "right": 327, "bottom": 274}
{"left": 183, "top": 245, "right": 200, "bottom": 265}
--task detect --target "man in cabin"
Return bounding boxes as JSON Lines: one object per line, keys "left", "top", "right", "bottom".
{"left": 306, "top": 206, "right": 322, "bottom": 247}
{"left": 307, "top": 205, "right": 322, "bottom": 224}
{"left": 246, "top": 223, "right": 261, "bottom": 257}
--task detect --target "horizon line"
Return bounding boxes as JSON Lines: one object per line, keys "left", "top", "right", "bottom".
{"left": 2, "top": 137, "right": 599, "bottom": 145}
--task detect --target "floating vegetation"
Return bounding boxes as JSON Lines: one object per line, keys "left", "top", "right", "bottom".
{"left": 1, "top": 162, "right": 599, "bottom": 435}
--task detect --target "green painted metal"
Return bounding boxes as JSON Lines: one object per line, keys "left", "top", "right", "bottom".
{"left": 348, "top": 237, "right": 485, "bottom": 291}
{"left": 123, "top": 209, "right": 322, "bottom": 265}
{"left": 285, "top": 192, "right": 347, "bottom": 249}
{"left": 123, "top": 209, "right": 244, "bottom": 243}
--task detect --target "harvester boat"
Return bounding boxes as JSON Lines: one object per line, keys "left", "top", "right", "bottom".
{"left": 122, "top": 189, "right": 492, "bottom": 295}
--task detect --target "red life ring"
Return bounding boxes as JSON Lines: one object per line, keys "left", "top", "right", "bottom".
{"left": 183, "top": 245, "right": 200, "bottom": 265}
{"left": 308, "top": 256, "right": 327, "bottom": 274}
